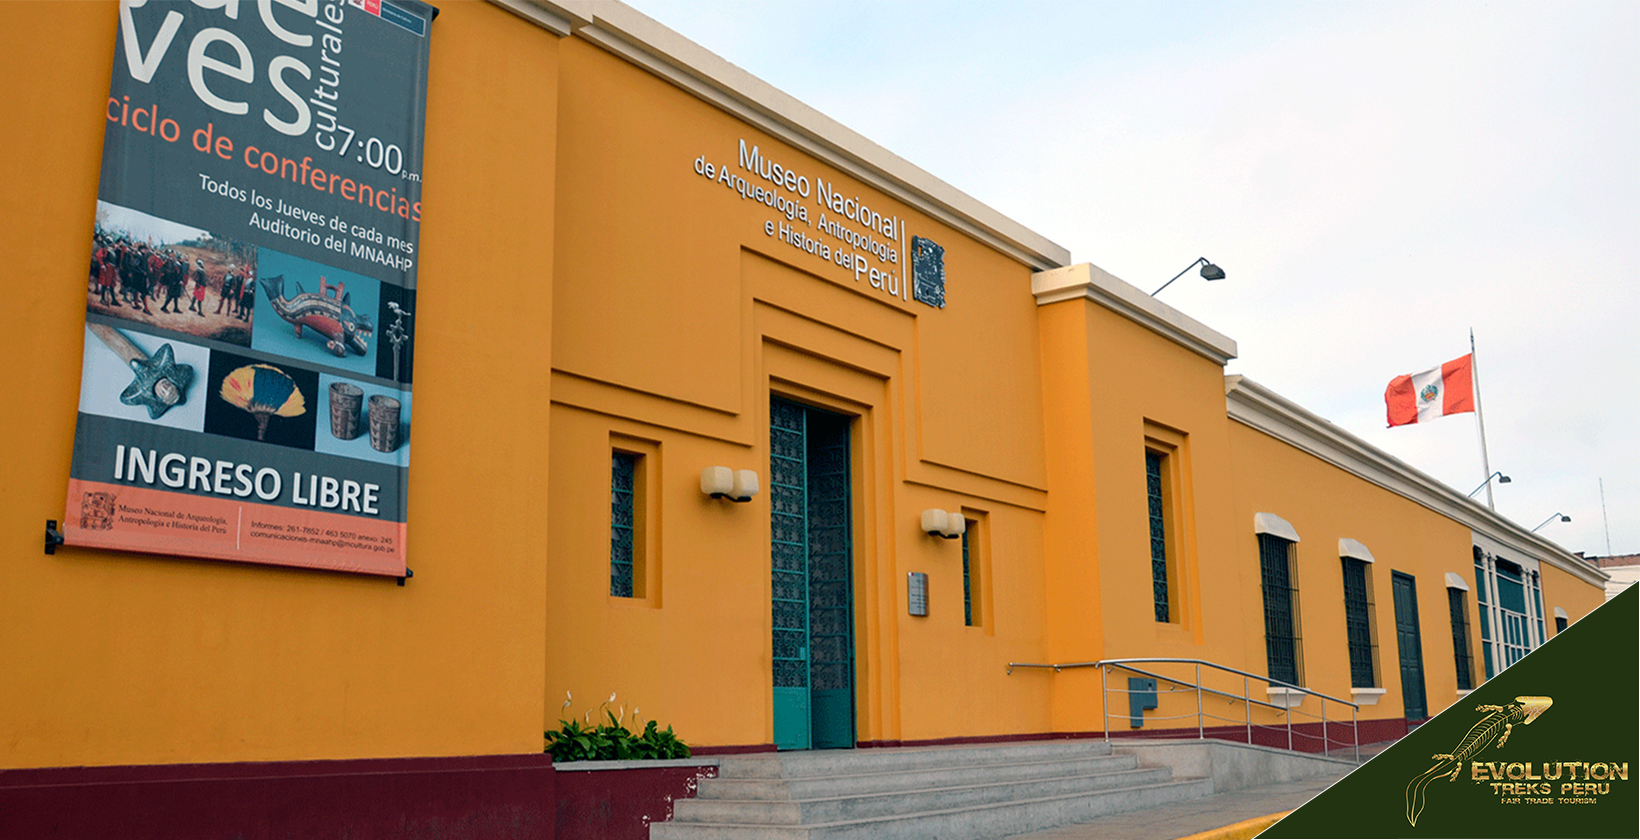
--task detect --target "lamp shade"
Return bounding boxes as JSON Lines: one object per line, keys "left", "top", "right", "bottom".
{"left": 731, "top": 469, "right": 760, "bottom": 502}
{"left": 700, "top": 466, "right": 734, "bottom": 497}
{"left": 921, "top": 509, "right": 949, "bottom": 535}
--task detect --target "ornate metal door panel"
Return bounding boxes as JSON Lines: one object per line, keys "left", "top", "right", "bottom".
{"left": 769, "top": 398, "right": 855, "bottom": 751}
{"left": 806, "top": 411, "right": 854, "bottom": 750}
{"left": 770, "top": 399, "right": 811, "bottom": 750}
{"left": 1392, "top": 571, "right": 1428, "bottom": 721}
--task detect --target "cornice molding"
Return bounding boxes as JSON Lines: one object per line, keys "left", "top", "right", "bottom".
{"left": 1031, "top": 263, "right": 1237, "bottom": 365}
{"left": 495, "top": 1, "right": 1070, "bottom": 271}
{"left": 1225, "top": 375, "right": 1607, "bottom": 589}
{"left": 494, "top": 0, "right": 591, "bottom": 36}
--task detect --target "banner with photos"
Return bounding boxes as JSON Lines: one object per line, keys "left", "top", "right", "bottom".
{"left": 65, "top": 0, "right": 435, "bottom": 576}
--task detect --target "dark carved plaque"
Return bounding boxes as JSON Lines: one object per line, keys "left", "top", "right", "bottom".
{"left": 911, "top": 236, "right": 945, "bottom": 309}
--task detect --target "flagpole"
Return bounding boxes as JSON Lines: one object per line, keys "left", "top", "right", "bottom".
{"left": 1470, "top": 328, "right": 1497, "bottom": 510}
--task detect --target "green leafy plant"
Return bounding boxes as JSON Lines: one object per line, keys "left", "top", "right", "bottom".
{"left": 545, "top": 692, "right": 691, "bottom": 762}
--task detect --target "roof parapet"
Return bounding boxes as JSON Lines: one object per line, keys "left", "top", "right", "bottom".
{"left": 1032, "top": 262, "right": 1238, "bottom": 365}
{"left": 500, "top": 1, "right": 1071, "bottom": 271}
{"left": 1224, "top": 374, "right": 1608, "bottom": 588}
{"left": 496, "top": 0, "right": 593, "bottom": 36}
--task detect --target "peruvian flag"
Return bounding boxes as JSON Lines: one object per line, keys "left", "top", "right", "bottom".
{"left": 1385, "top": 354, "right": 1475, "bottom": 427}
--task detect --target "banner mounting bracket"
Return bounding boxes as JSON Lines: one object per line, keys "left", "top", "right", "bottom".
{"left": 45, "top": 520, "right": 65, "bottom": 555}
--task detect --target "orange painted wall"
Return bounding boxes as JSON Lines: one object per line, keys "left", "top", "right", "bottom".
{"left": 1031, "top": 287, "right": 1609, "bottom": 740}
{"left": 2, "top": 0, "right": 1608, "bottom": 772}
{"left": 545, "top": 39, "right": 1055, "bottom": 748}
{"left": 1224, "top": 422, "right": 1480, "bottom": 724}
{"left": 1036, "top": 297, "right": 1246, "bottom": 734}
{"left": 0, "top": 1, "right": 558, "bottom": 768}
{"left": 1541, "top": 559, "right": 1605, "bottom": 637}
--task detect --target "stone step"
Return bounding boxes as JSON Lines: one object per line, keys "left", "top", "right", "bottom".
{"left": 717, "top": 740, "right": 1112, "bottom": 779}
{"left": 672, "top": 765, "right": 1176, "bottom": 825}
{"left": 699, "top": 753, "right": 1140, "bottom": 801}
{"left": 650, "top": 777, "right": 1214, "bottom": 840}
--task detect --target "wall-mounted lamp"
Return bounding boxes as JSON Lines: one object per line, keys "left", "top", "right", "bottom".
{"left": 1531, "top": 512, "right": 1571, "bottom": 532}
{"left": 921, "top": 509, "right": 966, "bottom": 539}
{"left": 701, "top": 467, "right": 759, "bottom": 502}
{"left": 1467, "top": 471, "right": 1511, "bottom": 498}
{"left": 1151, "top": 257, "right": 1226, "bottom": 296}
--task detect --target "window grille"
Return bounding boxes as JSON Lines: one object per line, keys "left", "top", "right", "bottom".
{"left": 1474, "top": 548, "right": 1495, "bottom": 679}
{"left": 1448, "top": 587, "right": 1474, "bottom": 691}
{"left": 1493, "top": 558, "right": 1531, "bottom": 670}
{"left": 1341, "top": 557, "right": 1376, "bottom": 688}
{"left": 961, "top": 527, "right": 975, "bottom": 626}
{"left": 610, "top": 451, "right": 637, "bottom": 598}
{"left": 1146, "top": 451, "right": 1169, "bottom": 622}
{"left": 1258, "top": 534, "right": 1301, "bottom": 685}
{"left": 1529, "top": 570, "right": 1546, "bottom": 647}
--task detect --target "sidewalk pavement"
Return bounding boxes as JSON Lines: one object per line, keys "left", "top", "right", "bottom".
{"left": 1001, "top": 770, "right": 1344, "bottom": 840}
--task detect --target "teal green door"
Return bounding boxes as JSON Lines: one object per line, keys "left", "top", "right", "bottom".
{"left": 1392, "top": 571, "right": 1428, "bottom": 721}
{"left": 770, "top": 398, "right": 855, "bottom": 751}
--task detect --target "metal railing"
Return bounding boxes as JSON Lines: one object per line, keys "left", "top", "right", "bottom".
{"left": 1007, "top": 657, "right": 1360, "bottom": 762}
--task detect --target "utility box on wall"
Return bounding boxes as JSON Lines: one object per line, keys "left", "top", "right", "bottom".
{"left": 1128, "top": 678, "right": 1158, "bottom": 728}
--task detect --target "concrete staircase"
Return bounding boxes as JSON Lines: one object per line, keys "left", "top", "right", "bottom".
{"left": 649, "top": 740, "right": 1213, "bottom": 839}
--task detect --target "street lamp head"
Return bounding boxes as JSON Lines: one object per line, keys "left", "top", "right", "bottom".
{"left": 1532, "top": 512, "right": 1572, "bottom": 533}
{"left": 1467, "top": 471, "right": 1511, "bottom": 498}
{"left": 1153, "top": 257, "right": 1228, "bottom": 296}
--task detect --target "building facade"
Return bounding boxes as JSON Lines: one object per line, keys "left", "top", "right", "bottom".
{"left": 0, "top": 0, "right": 1607, "bottom": 829}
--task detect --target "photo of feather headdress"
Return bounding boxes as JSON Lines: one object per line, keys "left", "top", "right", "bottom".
{"left": 219, "top": 364, "right": 306, "bottom": 441}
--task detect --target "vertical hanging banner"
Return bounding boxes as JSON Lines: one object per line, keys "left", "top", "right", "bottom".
{"left": 64, "top": 0, "right": 436, "bottom": 576}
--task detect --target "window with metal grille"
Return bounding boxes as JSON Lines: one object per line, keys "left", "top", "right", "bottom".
{"left": 1258, "top": 534, "right": 1302, "bottom": 685}
{"left": 961, "top": 525, "right": 974, "bottom": 627}
{"left": 1529, "top": 570, "right": 1546, "bottom": 647}
{"left": 610, "top": 451, "right": 637, "bottom": 598}
{"left": 1473, "top": 547, "right": 1549, "bottom": 679}
{"left": 1493, "top": 558, "right": 1532, "bottom": 670}
{"left": 1555, "top": 615, "right": 1568, "bottom": 634}
{"left": 1146, "top": 451, "right": 1170, "bottom": 622}
{"left": 1341, "top": 557, "right": 1377, "bottom": 688}
{"left": 1474, "top": 548, "right": 1495, "bottom": 679}
{"left": 1448, "top": 587, "right": 1475, "bottom": 691}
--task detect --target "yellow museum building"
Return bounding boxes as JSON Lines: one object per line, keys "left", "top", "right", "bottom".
{"left": 0, "top": 1, "right": 1607, "bottom": 833}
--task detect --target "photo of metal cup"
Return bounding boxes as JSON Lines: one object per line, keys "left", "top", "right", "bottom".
{"left": 329, "top": 382, "right": 363, "bottom": 440}
{"left": 368, "top": 394, "right": 402, "bottom": 452}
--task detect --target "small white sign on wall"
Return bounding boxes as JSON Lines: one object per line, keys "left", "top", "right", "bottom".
{"left": 908, "top": 572, "right": 928, "bottom": 617}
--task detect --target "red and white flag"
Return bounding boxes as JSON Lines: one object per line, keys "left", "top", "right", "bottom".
{"left": 1385, "top": 354, "right": 1475, "bottom": 427}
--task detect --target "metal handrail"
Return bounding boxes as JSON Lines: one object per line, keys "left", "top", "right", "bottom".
{"left": 1007, "top": 656, "right": 1360, "bottom": 762}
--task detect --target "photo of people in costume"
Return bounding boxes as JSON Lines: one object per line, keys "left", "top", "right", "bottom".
{"left": 86, "top": 202, "right": 257, "bottom": 347}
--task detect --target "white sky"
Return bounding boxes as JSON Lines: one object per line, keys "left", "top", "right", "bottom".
{"left": 629, "top": 0, "right": 1639, "bottom": 560}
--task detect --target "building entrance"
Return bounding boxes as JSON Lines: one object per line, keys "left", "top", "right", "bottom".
{"left": 770, "top": 397, "right": 855, "bottom": 750}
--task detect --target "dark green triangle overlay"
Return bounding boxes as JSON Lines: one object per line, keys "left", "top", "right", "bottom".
{"left": 1261, "top": 585, "right": 1638, "bottom": 839}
